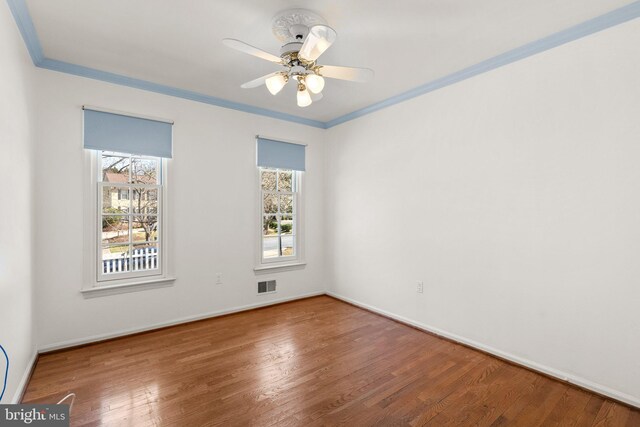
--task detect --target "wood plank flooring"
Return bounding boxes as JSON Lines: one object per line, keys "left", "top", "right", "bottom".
{"left": 23, "top": 296, "right": 639, "bottom": 426}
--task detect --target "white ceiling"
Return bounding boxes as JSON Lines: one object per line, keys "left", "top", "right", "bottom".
{"left": 26, "top": 0, "right": 633, "bottom": 122}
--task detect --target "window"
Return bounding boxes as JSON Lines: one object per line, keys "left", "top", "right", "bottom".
{"left": 255, "top": 136, "right": 305, "bottom": 269}
{"left": 82, "top": 107, "right": 173, "bottom": 293}
{"left": 260, "top": 168, "right": 299, "bottom": 263}
{"left": 118, "top": 189, "right": 129, "bottom": 200}
{"left": 98, "top": 151, "right": 162, "bottom": 281}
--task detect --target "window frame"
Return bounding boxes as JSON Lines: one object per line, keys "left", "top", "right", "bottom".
{"left": 82, "top": 150, "right": 173, "bottom": 294}
{"left": 256, "top": 167, "right": 305, "bottom": 269}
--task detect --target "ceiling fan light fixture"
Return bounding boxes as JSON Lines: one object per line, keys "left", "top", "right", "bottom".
{"left": 298, "top": 25, "right": 337, "bottom": 61}
{"left": 225, "top": 9, "right": 373, "bottom": 108}
{"left": 265, "top": 73, "right": 288, "bottom": 95}
{"left": 305, "top": 74, "right": 325, "bottom": 94}
{"left": 297, "top": 85, "right": 312, "bottom": 107}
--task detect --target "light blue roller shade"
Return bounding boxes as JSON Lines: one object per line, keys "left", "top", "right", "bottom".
{"left": 84, "top": 108, "right": 173, "bottom": 158}
{"left": 256, "top": 137, "right": 305, "bottom": 171}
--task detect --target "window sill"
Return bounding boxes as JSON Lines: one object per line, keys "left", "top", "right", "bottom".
{"left": 254, "top": 262, "right": 306, "bottom": 274}
{"left": 81, "top": 276, "right": 176, "bottom": 298}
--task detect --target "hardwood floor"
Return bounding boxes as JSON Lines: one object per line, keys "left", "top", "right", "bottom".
{"left": 23, "top": 296, "right": 638, "bottom": 426}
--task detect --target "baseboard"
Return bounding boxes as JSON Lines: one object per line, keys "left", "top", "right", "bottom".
{"left": 38, "top": 291, "right": 324, "bottom": 353}
{"left": 11, "top": 351, "right": 38, "bottom": 403}
{"left": 326, "top": 291, "right": 640, "bottom": 410}
{"left": 32, "top": 290, "right": 640, "bottom": 409}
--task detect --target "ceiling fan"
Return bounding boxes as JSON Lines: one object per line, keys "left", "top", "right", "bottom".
{"left": 222, "top": 9, "right": 374, "bottom": 107}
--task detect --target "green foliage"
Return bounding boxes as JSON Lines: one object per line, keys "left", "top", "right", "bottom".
{"left": 280, "top": 223, "right": 292, "bottom": 233}
{"left": 102, "top": 207, "right": 123, "bottom": 228}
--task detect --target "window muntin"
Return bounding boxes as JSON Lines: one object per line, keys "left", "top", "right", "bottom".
{"left": 260, "top": 168, "right": 298, "bottom": 262}
{"left": 98, "top": 151, "right": 162, "bottom": 281}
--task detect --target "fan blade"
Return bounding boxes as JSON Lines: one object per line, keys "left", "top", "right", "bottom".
{"left": 317, "top": 65, "right": 374, "bottom": 83}
{"left": 222, "top": 38, "right": 282, "bottom": 63}
{"left": 240, "top": 72, "right": 281, "bottom": 89}
{"left": 299, "top": 25, "right": 337, "bottom": 62}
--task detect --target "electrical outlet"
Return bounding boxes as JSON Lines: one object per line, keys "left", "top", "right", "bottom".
{"left": 216, "top": 273, "right": 223, "bottom": 285}
{"left": 417, "top": 281, "right": 424, "bottom": 293}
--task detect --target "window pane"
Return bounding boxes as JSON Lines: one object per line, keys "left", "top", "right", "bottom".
{"left": 131, "top": 188, "right": 158, "bottom": 214}
{"left": 131, "top": 187, "right": 155, "bottom": 201}
{"left": 263, "top": 236, "right": 280, "bottom": 259}
{"left": 101, "top": 244, "right": 130, "bottom": 275}
{"left": 280, "top": 215, "right": 294, "bottom": 235}
{"left": 131, "top": 157, "right": 158, "bottom": 184}
{"left": 102, "top": 186, "right": 129, "bottom": 212}
{"left": 263, "top": 215, "right": 277, "bottom": 236}
{"left": 98, "top": 151, "right": 164, "bottom": 281}
{"left": 261, "top": 169, "right": 277, "bottom": 191}
{"left": 279, "top": 195, "right": 293, "bottom": 214}
{"left": 259, "top": 169, "right": 298, "bottom": 262}
{"left": 102, "top": 152, "right": 130, "bottom": 183}
{"left": 263, "top": 194, "right": 278, "bottom": 214}
{"left": 101, "top": 216, "right": 129, "bottom": 246}
{"left": 278, "top": 170, "right": 292, "bottom": 191}
{"left": 132, "top": 215, "right": 158, "bottom": 242}
{"left": 132, "top": 243, "right": 159, "bottom": 272}
{"left": 281, "top": 235, "right": 294, "bottom": 256}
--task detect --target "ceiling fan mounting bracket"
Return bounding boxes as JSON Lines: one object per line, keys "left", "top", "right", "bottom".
{"left": 271, "top": 9, "right": 327, "bottom": 44}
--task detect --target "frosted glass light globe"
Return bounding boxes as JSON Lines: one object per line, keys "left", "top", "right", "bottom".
{"left": 297, "top": 88, "right": 312, "bottom": 107}
{"left": 305, "top": 74, "right": 325, "bottom": 94}
{"left": 266, "top": 74, "right": 287, "bottom": 95}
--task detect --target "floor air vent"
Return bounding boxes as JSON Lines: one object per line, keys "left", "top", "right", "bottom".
{"left": 258, "top": 280, "right": 276, "bottom": 294}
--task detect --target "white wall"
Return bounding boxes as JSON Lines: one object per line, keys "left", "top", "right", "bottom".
{"left": 11, "top": 4, "right": 639, "bottom": 407}
{"left": 0, "top": 2, "right": 36, "bottom": 402}
{"left": 33, "top": 70, "right": 325, "bottom": 349}
{"left": 325, "top": 18, "right": 640, "bottom": 405}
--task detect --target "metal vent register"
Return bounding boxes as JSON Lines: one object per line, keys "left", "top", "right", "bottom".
{"left": 258, "top": 280, "right": 276, "bottom": 294}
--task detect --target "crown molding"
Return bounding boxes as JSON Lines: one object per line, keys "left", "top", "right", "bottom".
{"left": 7, "top": 0, "right": 640, "bottom": 130}
{"left": 6, "top": 0, "right": 41, "bottom": 63}
{"left": 5, "top": 0, "right": 327, "bottom": 129}
{"left": 36, "top": 58, "right": 327, "bottom": 128}
{"left": 325, "top": 1, "right": 640, "bottom": 128}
